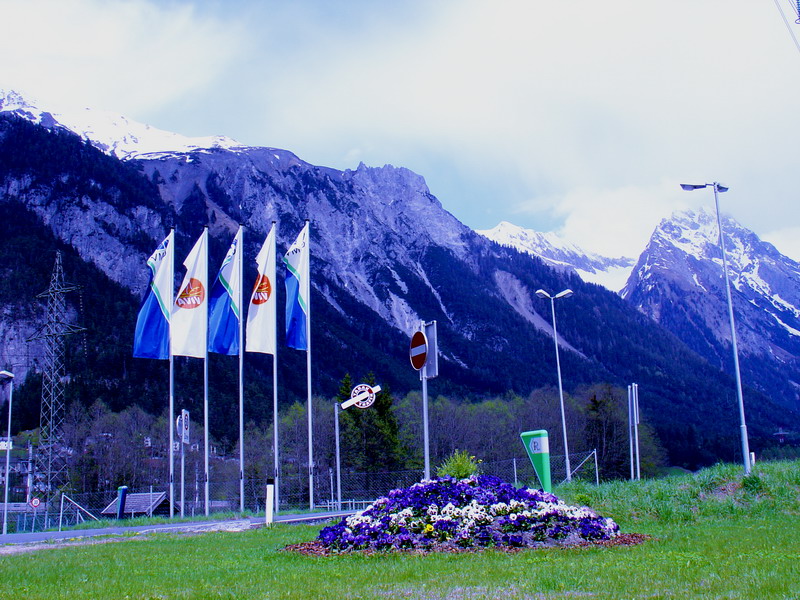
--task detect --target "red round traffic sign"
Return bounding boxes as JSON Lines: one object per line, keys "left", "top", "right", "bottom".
{"left": 410, "top": 330, "right": 428, "bottom": 370}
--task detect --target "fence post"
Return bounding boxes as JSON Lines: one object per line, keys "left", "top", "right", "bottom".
{"left": 265, "top": 478, "right": 275, "bottom": 526}
{"left": 594, "top": 450, "right": 599, "bottom": 485}
{"left": 58, "top": 494, "right": 64, "bottom": 532}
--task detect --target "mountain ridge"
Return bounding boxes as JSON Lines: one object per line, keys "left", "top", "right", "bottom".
{"left": 1, "top": 91, "right": 795, "bottom": 468}
{"left": 623, "top": 207, "right": 800, "bottom": 410}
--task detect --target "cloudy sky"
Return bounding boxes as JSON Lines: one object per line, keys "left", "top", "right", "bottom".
{"left": 2, "top": 0, "right": 799, "bottom": 260}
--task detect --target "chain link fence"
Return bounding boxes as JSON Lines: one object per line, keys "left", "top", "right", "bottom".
{"left": 6, "top": 451, "right": 597, "bottom": 533}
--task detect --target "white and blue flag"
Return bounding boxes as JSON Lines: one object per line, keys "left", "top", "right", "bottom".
{"left": 133, "top": 231, "right": 174, "bottom": 359}
{"left": 283, "top": 223, "right": 309, "bottom": 351}
{"left": 208, "top": 227, "right": 243, "bottom": 355}
{"left": 246, "top": 225, "right": 277, "bottom": 355}
{"left": 172, "top": 229, "right": 209, "bottom": 358}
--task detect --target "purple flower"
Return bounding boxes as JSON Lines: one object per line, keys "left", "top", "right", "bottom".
{"left": 316, "top": 475, "right": 619, "bottom": 551}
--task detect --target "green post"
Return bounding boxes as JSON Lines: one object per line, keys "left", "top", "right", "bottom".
{"left": 520, "top": 430, "right": 552, "bottom": 493}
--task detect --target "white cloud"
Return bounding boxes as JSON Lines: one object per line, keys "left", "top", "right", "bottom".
{"left": 513, "top": 182, "right": 695, "bottom": 259}
{"left": 2, "top": 0, "right": 797, "bottom": 262}
{"left": 243, "top": 1, "right": 799, "bottom": 251}
{"left": 0, "top": 0, "right": 245, "bottom": 115}
{"left": 763, "top": 227, "right": 800, "bottom": 263}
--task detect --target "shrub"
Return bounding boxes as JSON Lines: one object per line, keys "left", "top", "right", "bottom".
{"left": 436, "top": 450, "right": 482, "bottom": 479}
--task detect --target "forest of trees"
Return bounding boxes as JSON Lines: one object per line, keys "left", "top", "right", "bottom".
{"left": 7, "top": 376, "right": 668, "bottom": 503}
{"left": 2, "top": 111, "right": 796, "bottom": 505}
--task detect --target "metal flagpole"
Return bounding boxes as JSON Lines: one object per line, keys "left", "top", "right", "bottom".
{"left": 273, "top": 351, "right": 279, "bottom": 510}
{"left": 169, "top": 353, "right": 175, "bottom": 517}
{"left": 203, "top": 227, "right": 210, "bottom": 516}
{"left": 167, "top": 228, "right": 175, "bottom": 518}
{"left": 238, "top": 227, "right": 245, "bottom": 513}
{"left": 628, "top": 384, "right": 634, "bottom": 481}
{"left": 271, "top": 222, "right": 279, "bottom": 511}
{"left": 334, "top": 401, "right": 341, "bottom": 510}
{"left": 306, "top": 220, "right": 314, "bottom": 510}
{"left": 634, "top": 383, "right": 641, "bottom": 480}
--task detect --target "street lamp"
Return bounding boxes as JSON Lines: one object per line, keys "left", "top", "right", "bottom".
{"left": 680, "top": 182, "right": 751, "bottom": 474}
{"left": 535, "top": 288, "right": 574, "bottom": 482}
{"left": 1, "top": 370, "right": 14, "bottom": 536}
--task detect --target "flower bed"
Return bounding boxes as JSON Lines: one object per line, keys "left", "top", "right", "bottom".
{"left": 318, "top": 475, "right": 619, "bottom": 552}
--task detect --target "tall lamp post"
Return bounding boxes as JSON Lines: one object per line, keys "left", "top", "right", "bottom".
{"left": 1, "top": 370, "right": 14, "bottom": 536}
{"left": 680, "top": 182, "right": 751, "bottom": 474}
{"left": 535, "top": 289, "right": 574, "bottom": 482}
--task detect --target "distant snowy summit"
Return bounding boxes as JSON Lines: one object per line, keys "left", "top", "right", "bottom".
{"left": 476, "top": 221, "right": 636, "bottom": 292}
{"left": 623, "top": 207, "right": 800, "bottom": 340}
{"left": 0, "top": 88, "right": 247, "bottom": 159}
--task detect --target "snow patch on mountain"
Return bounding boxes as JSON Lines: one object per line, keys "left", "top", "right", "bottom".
{"left": 477, "top": 221, "right": 635, "bottom": 292}
{"left": 493, "top": 270, "right": 585, "bottom": 357}
{"left": 0, "top": 88, "right": 246, "bottom": 159}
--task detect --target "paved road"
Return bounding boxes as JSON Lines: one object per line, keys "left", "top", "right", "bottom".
{"left": 0, "top": 510, "right": 355, "bottom": 546}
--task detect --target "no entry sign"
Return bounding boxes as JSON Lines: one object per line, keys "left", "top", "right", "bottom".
{"left": 410, "top": 330, "right": 428, "bottom": 370}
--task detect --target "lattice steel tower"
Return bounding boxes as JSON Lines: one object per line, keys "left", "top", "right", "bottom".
{"left": 28, "top": 251, "right": 84, "bottom": 498}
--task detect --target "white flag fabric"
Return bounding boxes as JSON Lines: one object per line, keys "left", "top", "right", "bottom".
{"left": 283, "top": 223, "right": 310, "bottom": 350}
{"left": 172, "top": 229, "right": 209, "bottom": 358}
{"left": 246, "top": 225, "right": 277, "bottom": 354}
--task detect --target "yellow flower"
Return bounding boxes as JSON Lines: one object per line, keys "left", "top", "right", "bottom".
{"left": 424, "top": 523, "right": 434, "bottom": 533}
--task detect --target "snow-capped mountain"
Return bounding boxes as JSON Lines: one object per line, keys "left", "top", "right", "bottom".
{"left": 0, "top": 88, "right": 245, "bottom": 159}
{"left": 622, "top": 207, "right": 800, "bottom": 410}
{"left": 477, "top": 221, "right": 635, "bottom": 292}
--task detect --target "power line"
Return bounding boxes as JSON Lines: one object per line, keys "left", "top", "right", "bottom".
{"left": 772, "top": 0, "right": 800, "bottom": 56}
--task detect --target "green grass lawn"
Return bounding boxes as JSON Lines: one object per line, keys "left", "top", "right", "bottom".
{"left": 2, "top": 460, "right": 800, "bottom": 599}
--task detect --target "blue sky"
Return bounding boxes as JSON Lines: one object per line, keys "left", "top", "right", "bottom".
{"left": 2, "top": 0, "right": 800, "bottom": 260}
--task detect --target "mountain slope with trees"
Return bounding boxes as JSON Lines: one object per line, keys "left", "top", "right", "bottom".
{"left": 0, "top": 113, "right": 794, "bottom": 473}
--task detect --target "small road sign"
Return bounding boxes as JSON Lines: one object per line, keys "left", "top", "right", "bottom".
{"left": 29, "top": 497, "right": 41, "bottom": 509}
{"left": 176, "top": 409, "right": 190, "bottom": 444}
{"left": 410, "top": 330, "right": 428, "bottom": 370}
{"left": 341, "top": 384, "right": 382, "bottom": 410}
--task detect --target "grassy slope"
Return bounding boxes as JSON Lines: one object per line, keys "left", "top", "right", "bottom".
{"left": 1, "top": 460, "right": 799, "bottom": 599}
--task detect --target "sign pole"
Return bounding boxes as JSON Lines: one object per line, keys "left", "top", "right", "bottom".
{"left": 422, "top": 373, "right": 430, "bottom": 480}
{"left": 176, "top": 410, "right": 189, "bottom": 517}
{"left": 180, "top": 429, "right": 185, "bottom": 518}
{"left": 410, "top": 322, "right": 436, "bottom": 480}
